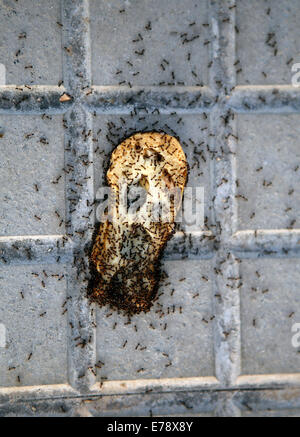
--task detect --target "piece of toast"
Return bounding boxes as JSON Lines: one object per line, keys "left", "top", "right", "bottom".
{"left": 89, "top": 132, "right": 188, "bottom": 315}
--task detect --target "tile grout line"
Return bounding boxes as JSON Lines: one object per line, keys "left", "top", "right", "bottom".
{"left": 61, "top": 0, "right": 96, "bottom": 393}
{"left": 0, "top": 235, "right": 73, "bottom": 265}
{"left": 2, "top": 227, "right": 300, "bottom": 264}
{"left": 2, "top": 373, "right": 300, "bottom": 405}
{"left": 85, "top": 85, "right": 215, "bottom": 113}
{"left": 209, "top": 0, "right": 241, "bottom": 417}
{"left": 1, "top": 85, "right": 300, "bottom": 114}
{"left": 0, "top": 86, "right": 70, "bottom": 114}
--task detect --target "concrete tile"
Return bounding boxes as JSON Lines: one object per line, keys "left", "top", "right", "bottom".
{"left": 236, "top": 0, "right": 300, "bottom": 85}
{"left": 0, "top": 263, "right": 68, "bottom": 387}
{"left": 240, "top": 257, "right": 300, "bottom": 375}
{"left": 0, "top": 114, "right": 65, "bottom": 236}
{"left": 236, "top": 113, "right": 300, "bottom": 231}
{"left": 0, "top": 0, "right": 62, "bottom": 85}
{"left": 95, "top": 259, "right": 215, "bottom": 380}
{"left": 90, "top": 0, "right": 209, "bottom": 86}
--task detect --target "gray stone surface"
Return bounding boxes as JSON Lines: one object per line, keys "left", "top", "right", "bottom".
{"left": 0, "top": 0, "right": 300, "bottom": 417}
{"left": 240, "top": 256, "right": 300, "bottom": 375}
{"left": 0, "top": 115, "right": 65, "bottom": 236}
{"left": 0, "top": 0, "right": 62, "bottom": 86}
{"left": 242, "top": 408, "right": 300, "bottom": 418}
{"left": 0, "top": 263, "right": 68, "bottom": 387}
{"left": 236, "top": 0, "right": 300, "bottom": 85}
{"left": 96, "top": 260, "right": 214, "bottom": 381}
{"left": 90, "top": 0, "right": 209, "bottom": 86}
{"left": 236, "top": 113, "right": 300, "bottom": 231}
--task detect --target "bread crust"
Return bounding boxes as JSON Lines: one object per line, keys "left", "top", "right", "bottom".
{"left": 88, "top": 132, "right": 188, "bottom": 315}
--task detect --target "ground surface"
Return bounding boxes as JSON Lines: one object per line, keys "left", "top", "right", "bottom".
{"left": 0, "top": 0, "right": 300, "bottom": 417}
